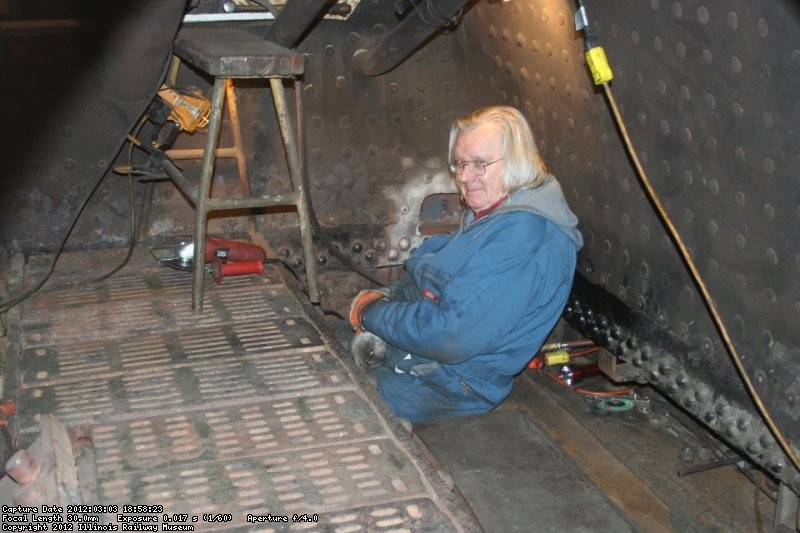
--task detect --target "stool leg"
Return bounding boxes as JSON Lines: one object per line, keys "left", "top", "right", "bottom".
{"left": 192, "top": 76, "right": 227, "bottom": 312}
{"left": 269, "top": 78, "right": 320, "bottom": 304}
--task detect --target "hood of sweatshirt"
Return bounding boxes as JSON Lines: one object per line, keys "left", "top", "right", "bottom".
{"left": 462, "top": 174, "right": 584, "bottom": 250}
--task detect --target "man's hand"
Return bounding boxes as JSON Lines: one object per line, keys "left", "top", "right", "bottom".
{"left": 349, "top": 289, "right": 388, "bottom": 331}
{"left": 350, "top": 331, "right": 388, "bottom": 371}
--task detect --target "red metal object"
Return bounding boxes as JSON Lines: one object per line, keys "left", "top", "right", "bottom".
{"left": 204, "top": 236, "right": 266, "bottom": 263}
{"left": 559, "top": 363, "right": 602, "bottom": 386}
{"left": 211, "top": 258, "right": 264, "bottom": 284}
{"left": 0, "top": 398, "right": 16, "bottom": 417}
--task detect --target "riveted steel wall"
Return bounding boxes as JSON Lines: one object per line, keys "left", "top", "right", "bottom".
{"left": 2, "top": 0, "right": 798, "bottom": 491}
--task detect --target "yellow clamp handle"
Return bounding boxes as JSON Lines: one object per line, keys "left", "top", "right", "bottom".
{"left": 544, "top": 350, "right": 571, "bottom": 366}
{"left": 585, "top": 46, "right": 614, "bottom": 85}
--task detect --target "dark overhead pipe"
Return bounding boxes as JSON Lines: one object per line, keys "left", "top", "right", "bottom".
{"left": 264, "top": 0, "right": 332, "bottom": 48}
{"left": 351, "top": 0, "right": 470, "bottom": 77}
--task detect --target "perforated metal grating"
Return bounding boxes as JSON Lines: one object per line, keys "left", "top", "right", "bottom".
{"left": 10, "top": 250, "right": 476, "bottom": 531}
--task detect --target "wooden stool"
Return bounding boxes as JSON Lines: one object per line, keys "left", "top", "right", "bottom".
{"left": 162, "top": 24, "right": 319, "bottom": 312}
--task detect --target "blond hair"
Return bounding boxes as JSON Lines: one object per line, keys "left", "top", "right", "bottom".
{"left": 448, "top": 106, "right": 548, "bottom": 194}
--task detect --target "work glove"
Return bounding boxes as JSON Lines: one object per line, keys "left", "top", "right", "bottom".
{"left": 350, "top": 331, "right": 388, "bottom": 371}
{"left": 348, "top": 288, "right": 389, "bottom": 331}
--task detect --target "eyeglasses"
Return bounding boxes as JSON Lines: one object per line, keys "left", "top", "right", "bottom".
{"left": 448, "top": 158, "right": 502, "bottom": 176}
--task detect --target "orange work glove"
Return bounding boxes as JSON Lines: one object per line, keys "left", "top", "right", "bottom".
{"left": 349, "top": 289, "right": 389, "bottom": 331}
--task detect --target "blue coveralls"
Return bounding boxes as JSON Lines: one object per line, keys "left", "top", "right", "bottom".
{"left": 362, "top": 178, "right": 582, "bottom": 423}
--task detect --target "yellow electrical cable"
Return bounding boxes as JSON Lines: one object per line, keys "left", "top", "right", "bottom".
{"left": 600, "top": 81, "right": 800, "bottom": 474}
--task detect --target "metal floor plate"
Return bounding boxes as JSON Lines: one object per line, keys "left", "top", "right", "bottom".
{"left": 5, "top": 249, "right": 479, "bottom": 532}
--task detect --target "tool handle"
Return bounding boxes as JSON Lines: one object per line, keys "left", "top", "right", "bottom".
{"left": 205, "top": 236, "right": 266, "bottom": 263}
{"left": 211, "top": 259, "right": 264, "bottom": 284}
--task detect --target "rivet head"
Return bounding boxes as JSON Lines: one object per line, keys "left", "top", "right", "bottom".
{"left": 737, "top": 417, "right": 750, "bottom": 432}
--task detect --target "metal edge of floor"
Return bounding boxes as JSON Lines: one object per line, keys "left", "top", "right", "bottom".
{"left": 0, "top": 250, "right": 483, "bottom": 533}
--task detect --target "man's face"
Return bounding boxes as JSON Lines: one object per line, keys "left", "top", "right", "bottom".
{"left": 452, "top": 122, "right": 506, "bottom": 213}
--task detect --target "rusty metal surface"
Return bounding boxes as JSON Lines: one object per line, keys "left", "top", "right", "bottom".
{"left": 174, "top": 25, "right": 305, "bottom": 78}
{"left": 6, "top": 249, "right": 479, "bottom": 531}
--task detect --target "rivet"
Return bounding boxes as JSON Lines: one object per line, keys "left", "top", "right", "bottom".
{"left": 672, "top": 1, "right": 682, "bottom": 18}
{"left": 335, "top": 76, "right": 346, "bottom": 88}
{"left": 324, "top": 44, "right": 335, "bottom": 55}
{"left": 702, "top": 337, "right": 714, "bottom": 355}
{"left": 730, "top": 56, "right": 742, "bottom": 74}
{"left": 766, "top": 248, "right": 778, "bottom": 265}
{"left": 737, "top": 417, "right": 750, "bottom": 432}
{"left": 631, "top": 30, "right": 640, "bottom": 45}
{"left": 761, "top": 330, "right": 773, "bottom": 347}
{"left": 387, "top": 248, "right": 399, "bottom": 261}
{"left": 641, "top": 345, "right": 652, "bottom": 361}
{"left": 653, "top": 36, "right": 663, "bottom": 53}
{"left": 763, "top": 112, "right": 774, "bottom": 130}
{"left": 697, "top": 6, "right": 709, "bottom": 24}
{"left": 734, "top": 146, "right": 745, "bottom": 161}
{"left": 702, "top": 49, "right": 713, "bottom": 64}
{"left": 769, "top": 462, "right": 784, "bottom": 473}
{"left": 398, "top": 237, "right": 411, "bottom": 250}
{"left": 706, "top": 219, "right": 718, "bottom": 236}
{"left": 727, "top": 11, "right": 738, "bottom": 30}
{"left": 708, "top": 179, "right": 719, "bottom": 194}
{"left": 757, "top": 18, "right": 769, "bottom": 38}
